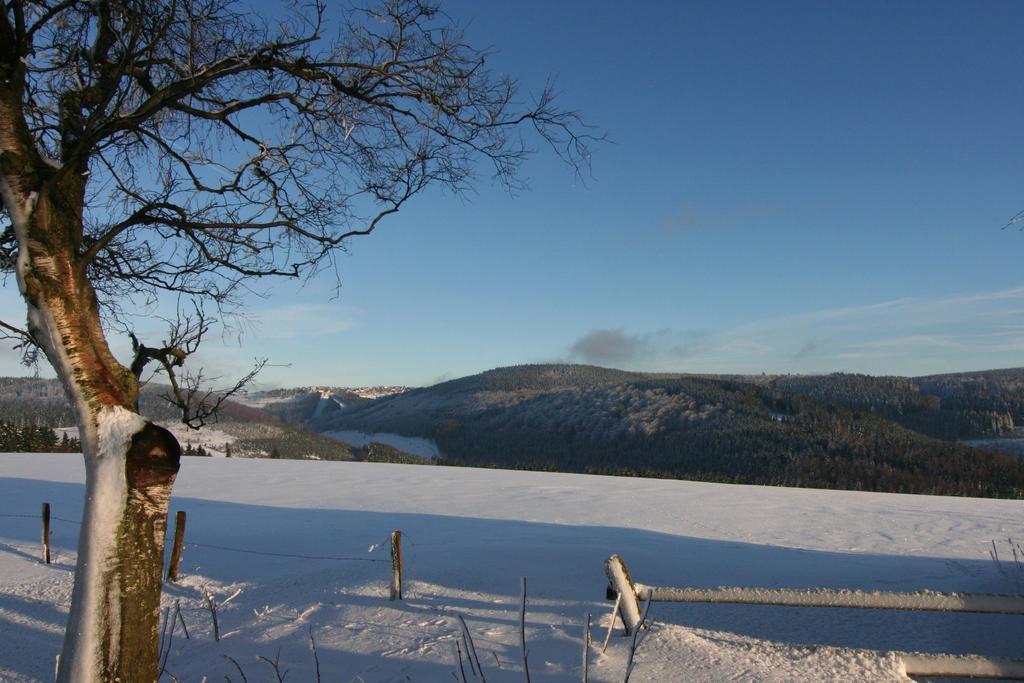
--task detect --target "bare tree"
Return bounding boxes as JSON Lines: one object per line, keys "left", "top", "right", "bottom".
{"left": 0, "top": 0, "right": 592, "bottom": 679}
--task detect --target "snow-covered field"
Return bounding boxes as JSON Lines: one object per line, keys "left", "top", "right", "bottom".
{"left": 1, "top": 453, "right": 1022, "bottom": 682}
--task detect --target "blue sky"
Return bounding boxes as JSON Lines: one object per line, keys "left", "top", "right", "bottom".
{"left": 4, "top": 0, "right": 1024, "bottom": 387}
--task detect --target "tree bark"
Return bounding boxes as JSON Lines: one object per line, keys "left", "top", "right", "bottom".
{"left": 58, "top": 419, "right": 181, "bottom": 682}
{"left": 5, "top": 181, "right": 182, "bottom": 682}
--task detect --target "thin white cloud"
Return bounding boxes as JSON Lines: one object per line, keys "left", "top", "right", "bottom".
{"left": 940, "top": 286, "right": 1024, "bottom": 305}
{"left": 785, "top": 297, "right": 917, "bottom": 323}
{"left": 861, "top": 335, "right": 962, "bottom": 349}
{"left": 247, "top": 303, "right": 357, "bottom": 339}
{"left": 568, "top": 284, "right": 1024, "bottom": 375}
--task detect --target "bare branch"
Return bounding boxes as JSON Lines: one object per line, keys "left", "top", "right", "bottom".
{"left": 3, "top": 0, "right": 596, "bottom": 422}
{"left": 2, "top": 0, "right": 595, "bottom": 309}
{"left": 166, "top": 357, "right": 267, "bottom": 429}
{"left": 128, "top": 303, "right": 265, "bottom": 428}
{"left": 0, "top": 316, "right": 41, "bottom": 367}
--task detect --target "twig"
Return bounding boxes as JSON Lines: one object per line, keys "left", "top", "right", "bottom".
{"left": 521, "top": 577, "right": 531, "bottom": 683}
{"left": 601, "top": 593, "right": 621, "bottom": 654}
{"left": 220, "top": 587, "right": 243, "bottom": 606}
{"left": 454, "top": 640, "right": 469, "bottom": 683}
{"left": 204, "top": 588, "right": 220, "bottom": 642}
{"left": 223, "top": 655, "right": 248, "bottom": 683}
{"left": 991, "top": 540, "right": 1004, "bottom": 576}
{"left": 257, "top": 647, "right": 288, "bottom": 683}
{"left": 158, "top": 604, "right": 178, "bottom": 678}
{"left": 462, "top": 633, "right": 477, "bottom": 680}
{"left": 308, "top": 625, "right": 321, "bottom": 683}
{"left": 457, "top": 614, "right": 486, "bottom": 683}
{"left": 175, "top": 599, "right": 190, "bottom": 640}
{"left": 623, "top": 595, "right": 653, "bottom": 683}
{"left": 157, "top": 606, "right": 171, "bottom": 666}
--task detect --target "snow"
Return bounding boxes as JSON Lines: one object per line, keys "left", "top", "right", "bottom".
{"left": 53, "top": 427, "right": 78, "bottom": 443}
{"left": 636, "top": 584, "right": 1024, "bottom": 614}
{"left": 312, "top": 394, "right": 333, "bottom": 418}
{"left": 234, "top": 386, "right": 408, "bottom": 408}
{"left": 158, "top": 423, "right": 236, "bottom": 458}
{"left": 54, "top": 422, "right": 238, "bottom": 457}
{"left": 232, "top": 392, "right": 308, "bottom": 409}
{"left": 57, "top": 407, "right": 147, "bottom": 680}
{"left": 606, "top": 555, "right": 642, "bottom": 633}
{"left": 1, "top": 454, "right": 1023, "bottom": 682}
{"left": 324, "top": 429, "right": 441, "bottom": 458}
{"left": 899, "top": 652, "right": 1024, "bottom": 679}
{"left": 345, "top": 386, "right": 410, "bottom": 400}
{"left": 96, "top": 407, "right": 147, "bottom": 462}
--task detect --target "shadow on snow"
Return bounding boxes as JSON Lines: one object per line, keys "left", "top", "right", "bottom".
{"left": 0, "top": 476, "right": 1021, "bottom": 681}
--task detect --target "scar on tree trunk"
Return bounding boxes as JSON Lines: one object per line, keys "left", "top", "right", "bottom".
{"left": 127, "top": 422, "right": 182, "bottom": 489}
{"left": 105, "top": 422, "right": 182, "bottom": 683}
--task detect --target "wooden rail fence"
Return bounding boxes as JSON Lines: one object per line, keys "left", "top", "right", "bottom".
{"left": 605, "top": 554, "right": 1024, "bottom": 680}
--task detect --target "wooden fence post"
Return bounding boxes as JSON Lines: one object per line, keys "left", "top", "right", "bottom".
{"left": 390, "top": 530, "right": 403, "bottom": 600}
{"left": 582, "top": 612, "right": 591, "bottom": 683}
{"left": 41, "top": 502, "right": 51, "bottom": 564}
{"left": 604, "top": 555, "right": 642, "bottom": 635}
{"left": 167, "top": 511, "right": 187, "bottom": 582}
{"left": 521, "top": 576, "right": 532, "bottom": 683}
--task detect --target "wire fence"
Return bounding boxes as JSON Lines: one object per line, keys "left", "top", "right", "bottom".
{"left": 1, "top": 509, "right": 395, "bottom": 564}
{"left": 183, "top": 540, "right": 387, "bottom": 563}
{"left": 0, "top": 512, "right": 79, "bottom": 524}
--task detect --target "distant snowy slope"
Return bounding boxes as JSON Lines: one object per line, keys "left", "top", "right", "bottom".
{"left": 1, "top": 454, "right": 1022, "bottom": 682}
{"left": 323, "top": 429, "right": 441, "bottom": 458}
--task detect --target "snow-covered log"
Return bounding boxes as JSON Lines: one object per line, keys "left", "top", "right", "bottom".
{"left": 604, "top": 555, "right": 642, "bottom": 634}
{"left": 899, "top": 653, "right": 1024, "bottom": 679}
{"left": 634, "top": 584, "right": 1024, "bottom": 615}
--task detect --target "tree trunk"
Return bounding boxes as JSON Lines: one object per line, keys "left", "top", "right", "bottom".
{"left": 6, "top": 182, "right": 182, "bottom": 682}
{"left": 58, "top": 418, "right": 181, "bottom": 682}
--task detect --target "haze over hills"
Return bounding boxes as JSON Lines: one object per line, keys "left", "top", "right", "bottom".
{"left": 4, "top": 365, "right": 1024, "bottom": 497}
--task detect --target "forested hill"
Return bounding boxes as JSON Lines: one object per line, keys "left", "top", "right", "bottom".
{"left": 6, "top": 366, "right": 1024, "bottom": 497}
{"left": 0, "top": 377, "right": 360, "bottom": 462}
{"left": 325, "top": 364, "right": 1024, "bottom": 498}
{"left": 770, "top": 368, "right": 1024, "bottom": 441}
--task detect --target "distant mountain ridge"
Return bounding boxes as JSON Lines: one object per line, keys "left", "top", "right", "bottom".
{"left": 318, "top": 364, "right": 1024, "bottom": 498}
{"left": 4, "top": 366, "right": 1024, "bottom": 497}
{"left": 321, "top": 364, "right": 1024, "bottom": 441}
{"left": 235, "top": 385, "right": 411, "bottom": 431}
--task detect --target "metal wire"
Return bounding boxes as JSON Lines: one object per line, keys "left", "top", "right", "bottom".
{"left": 0, "top": 513, "right": 79, "bottom": 524}
{"left": 2, "top": 511, "right": 389, "bottom": 562}
{"left": 184, "top": 541, "right": 387, "bottom": 563}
